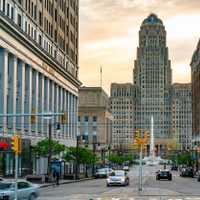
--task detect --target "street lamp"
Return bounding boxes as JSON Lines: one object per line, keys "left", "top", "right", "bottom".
{"left": 92, "top": 133, "right": 97, "bottom": 177}
{"left": 43, "top": 114, "right": 61, "bottom": 178}
{"left": 75, "top": 132, "right": 80, "bottom": 180}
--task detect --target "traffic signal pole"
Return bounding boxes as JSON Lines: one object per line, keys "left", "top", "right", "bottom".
{"left": 14, "top": 153, "right": 18, "bottom": 200}
{"left": 139, "top": 144, "right": 143, "bottom": 192}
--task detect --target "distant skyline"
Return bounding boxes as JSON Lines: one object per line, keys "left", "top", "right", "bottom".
{"left": 79, "top": 0, "right": 200, "bottom": 94}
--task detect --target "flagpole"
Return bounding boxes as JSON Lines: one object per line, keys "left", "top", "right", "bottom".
{"left": 100, "top": 66, "right": 102, "bottom": 88}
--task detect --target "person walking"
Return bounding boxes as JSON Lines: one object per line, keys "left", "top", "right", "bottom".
{"left": 55, "top": 170, "right": 60, "bottom": 186}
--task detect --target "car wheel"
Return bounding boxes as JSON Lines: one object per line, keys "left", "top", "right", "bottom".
{"left": 127, "top": 180, "right": 130, "bottom": 186}
{"left": 107, "top": 183, "right": 110, "bottom": 187}
{"left": 29, "top": 193, "right": 36, "bottom": 200}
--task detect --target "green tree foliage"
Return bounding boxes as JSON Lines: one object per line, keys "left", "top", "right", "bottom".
{"left": 33, "top": 139, "right": 65, "bottom": 156}
{"left": 176, "top": 152, "right": 194, "bottom": 166}
{"left": 108, "top": 154, "right": 134, "bottom": 165}
{"left": 64, "top": 147, "right": 97, "bottom": 165}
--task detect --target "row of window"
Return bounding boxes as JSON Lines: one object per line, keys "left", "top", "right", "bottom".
{"left": 1, "top": 1, "right": 78, "bottom": 75}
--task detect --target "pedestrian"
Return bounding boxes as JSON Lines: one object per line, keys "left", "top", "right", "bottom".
{"left": 52, "top": 169, "right": 57, "bottom": 187}
{"left": 55, "top": 171, "right": 60, "bottom": 186}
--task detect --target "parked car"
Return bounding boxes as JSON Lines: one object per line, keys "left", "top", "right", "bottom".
{"left": 94, "top": 168, "right": 113, "bottom": 178}
{"left": 180, "top": 167, "right": 194, "bottom": 177}
{"left": 106, "top": 170, "right": 129, "bottom": 186}
{"left": 156, "top": 169, "right": 172, "bottom": 181}
{"left": 0, "top": 180, "right": 40, "bottom": 200}
{"left": 123, "top": 165, "right": 129, "bottom": 171}
{"left": 171, "top": 164, "right": 178, "bottom": 171}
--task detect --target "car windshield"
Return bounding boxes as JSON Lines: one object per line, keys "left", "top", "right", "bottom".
{"left": 0, "top": 183, "right": 12, "bottom": 190}
{"left": 110, "top": 171, "right": 125, "bottom": 177}
{"left": 98, "top": 168, "right": 106, "bottom": 172}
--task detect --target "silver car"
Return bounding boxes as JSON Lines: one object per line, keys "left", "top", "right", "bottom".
{"left": 0, "top": 180, "right": 39, "bottom": 200}
{"left": 106, "top": 170, "right": 129, "bottom": 186}
{"left": 95, "top": 168, "right": 113, "bottom": 178}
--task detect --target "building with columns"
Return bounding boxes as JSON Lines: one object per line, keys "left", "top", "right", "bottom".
{"left": 191, "top": 39, "right": 200, "bottom": 147}
{"left": 110, "top": 83, "right": 137, "bottom": 152}
{"left": 171, "top": 83, "right": 192, "bottom": 150}
{"left": 78, "top": 87, "right": 113, "bottom": 163}
{"left": 0, "top": 0, "right": 80, "bottom": 148}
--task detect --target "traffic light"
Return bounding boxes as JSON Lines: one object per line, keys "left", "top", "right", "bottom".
{"left": 11, "top": 135, "right": 21, "bottom": 155}
{"left": 197, "top": 147, "right": 200, "bottom": 154}
{"left": 30, "top": 108, "right": 36, "bottom": 124}
{"left": 60, "top": 112, "right": 67, "bottom": 124}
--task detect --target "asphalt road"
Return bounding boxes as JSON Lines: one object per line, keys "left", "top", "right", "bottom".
{"left": 38, "top": 165, "right": 200, "bottom": 200}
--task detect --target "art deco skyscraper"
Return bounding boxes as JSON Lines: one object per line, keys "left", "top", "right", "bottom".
{"left": 133, "top": 14, "right": 172, "bottom": 153}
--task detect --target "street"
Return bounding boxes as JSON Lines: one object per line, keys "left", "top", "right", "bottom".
{"left": 38, "top": 165, "right": 200, "bottom": 200}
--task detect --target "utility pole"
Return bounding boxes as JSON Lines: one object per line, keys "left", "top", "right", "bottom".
{"left": 48, "top": 123, "right": 52, "bottom": 177}
{"left": 75, "top": 134, "right": 79, "bottom": 180}
{"left": 11, "top": 135, "right": 21, "bottom": 200}
{"left": 134, "top": 129, "right": 150, "bottom": 192}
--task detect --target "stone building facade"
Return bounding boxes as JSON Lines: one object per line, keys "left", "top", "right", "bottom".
{"left": 78, "top": 87, "right": 113, "bottom": 161}
{"left": 0, "top": 0, "right": 80, "bottom": 145}
{"left": 110, "top": 83, "right": 137, "bottom": 151}
{"left": 133, "top": 13, "right": 172, "bottom": 154}
{"left": 191, "top": 39, "right": 200, "bottom": 147}
{"left": 171, "top": 83, "right": 192, "bottom": 150}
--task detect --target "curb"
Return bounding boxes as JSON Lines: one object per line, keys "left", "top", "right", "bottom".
{"left": 40, "top": 178, "right": 94, "bottom": 188}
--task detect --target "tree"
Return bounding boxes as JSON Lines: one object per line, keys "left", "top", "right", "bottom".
{"left": 176, "top": 152, "right": 194, "bottom": 166}
{"left": 108, "top": 154, "right": 134, "bottom": 166}
{"left": 64, "top": 147, "right": 97, "bottom": 177}
{"left": 33, "top": 139, "right": 65, "bottom": 157}
{"left": 64, "top": 147, "right": 97, "bottom": 165}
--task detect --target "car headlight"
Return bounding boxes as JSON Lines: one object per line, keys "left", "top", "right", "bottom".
{"left": 107, "top": 178, "right": 111, "bottom": 183}
{"left": 120, "top": 178, "right": 125, "bottom": 182}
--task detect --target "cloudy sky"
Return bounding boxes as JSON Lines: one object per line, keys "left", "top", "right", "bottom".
{"left": 79, "top": 0, "right": 200, "bottom": 94}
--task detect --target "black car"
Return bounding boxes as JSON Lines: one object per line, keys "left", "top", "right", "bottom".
{"left": 180, "top": 167, "right": 194, "bottom": 177}
{"left": 171, "top": 165, "right": 178, "bottom": 171}
{"left": 156, "top": 170, "right": 172, "bottom": 181}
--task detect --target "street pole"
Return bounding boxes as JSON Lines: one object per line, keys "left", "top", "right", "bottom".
{"left": 139, "top": 144, "right": 143, "bottom": 192}
{"left": 48, "top": 123, "right": 52, "bottom": 178}
{"left": 75, "top": 136, "right": 79, "bottom": 180}
{"left": 92, "top": 141, "right": 96, "bottom": 176}
{"left": 14, "top": 154, "right": 18, "bottom": 200}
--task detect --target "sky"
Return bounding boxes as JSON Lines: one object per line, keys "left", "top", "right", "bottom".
{"left": 79, "top": 0, "right": 200, "bottom": 94}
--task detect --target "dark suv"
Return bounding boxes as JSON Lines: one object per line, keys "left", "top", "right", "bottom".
{"left": 180, "top": 167, "right": 194, "bottom": 178}
{"left": 156, "top": 170, "right": 172, "bottom": 181}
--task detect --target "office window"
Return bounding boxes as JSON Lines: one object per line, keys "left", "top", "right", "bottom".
{"left": 17, "top": 14, "right": 22, "bottom": 27}
{"left": 39, "top": 11, "right": 42, "bottom": 26}
{"left": 7, "top": 3, "right": 10, "bottom": 17}
{"left": 11, "top": 7, "right": 14, "bottom": 20}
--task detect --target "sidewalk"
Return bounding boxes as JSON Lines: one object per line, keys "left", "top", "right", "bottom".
{"left": 39, "top": 177, "right": 94, "bottom": 188}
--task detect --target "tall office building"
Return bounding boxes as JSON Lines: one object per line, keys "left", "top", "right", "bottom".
{"left": 0, "top": 0, "right": 80, "bottom": 146}
{"left": 110, "top": 83, "right": 137, "bottom": 151}
{"left": 133, "top": 14, "right": 172, "bottom": 154}
{"left": 191, "top": 39, "right": 200, "bottom": 147}
{"left": 171, "top": 83, "right": 192, "bottom": 150}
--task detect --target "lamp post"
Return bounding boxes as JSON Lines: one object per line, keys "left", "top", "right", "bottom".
{"left": 92, "top": 134, "right": 97, "bottom": 177}
{"left": 47, "top": 121, "right": 61, "bottom": 177}
{"left": 75, "top": 132, "right": 80, "bottom": 180}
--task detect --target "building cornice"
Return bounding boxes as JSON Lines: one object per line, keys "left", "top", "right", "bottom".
{"left": 0, "top": 13, "right": 82, "bottom": 88}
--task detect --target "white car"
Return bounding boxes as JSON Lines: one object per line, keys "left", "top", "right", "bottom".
{"left": 123, "top": 166, "right": 129, "bottom": 171}
{"left": 95, "top": 168, "right": 113, "bottom": 178}
{"left": 0, "top": 180, "right": 40, "bottom": 200}
{"left": 107, "top": 170, "right": 129, "bottom": 186}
